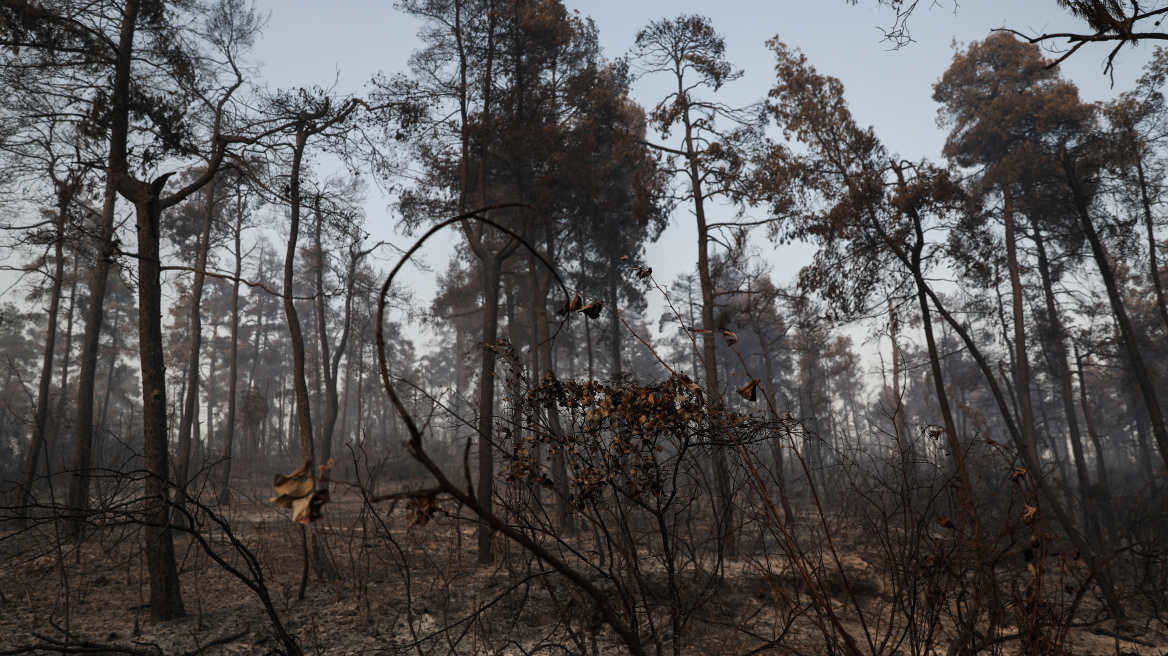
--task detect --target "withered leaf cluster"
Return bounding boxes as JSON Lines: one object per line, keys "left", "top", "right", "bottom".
{"left": 270, "top": 459, "right": 333, "bottom": 524}
{"left": 502, "top": 371, "right": 770, "bottom": 508}
{"left": 558, "top": 293, "right": 604, "bottom": 319}
{"left": 406, "top": 493, "right": 439, "bottom": 528}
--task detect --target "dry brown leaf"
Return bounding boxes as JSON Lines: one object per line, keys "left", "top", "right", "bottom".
{"left": 318, "top": 458, "right": 336, "bottom": 483}
{"left": 1021, "top": 504, "right": 1038, "bottom": 523}
{"left": 292, "top": 489, "right": 330, "bottom": 524}
{"left": 736, "top": 378, "right": 761, "bottom": 402}
{"left": 559, "top": 294, "right": 583, "bottom": 315}
{"left": 686, "top": 326, "right": 713, "bottom": 334}
{"left": 271, "top": 459, "right": 329, "bottom": 524}
{"left": 580, "top": 301, "right": 603, "bottom": 319}
{"left": 271, "top": 459, "right": 314, "bottom": 505}
{"left": 407, "top": 494, "right": 438, "bottom": 528}
{"left": 635, "top": 267, "right": 653, "bottom": 279}
{"left": 618, "top": 255, "right": 629, "bottom": 260}
{"left": 270, "top": 494, "right": 296, "bottom": 509}
{"left": 719, "top": 329, "right": 738, "bottom": 345}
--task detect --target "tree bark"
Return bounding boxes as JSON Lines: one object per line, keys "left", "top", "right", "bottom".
{"left": 1133, "top": 151, "right": 1168, "bottom": 333}
{"left": 313, "top": 204, "right": 360, "bottom": 488}
{"left": 284, "top": 130, "right": 315, "bottom": 466}
{"left": 477, "top": 254, "right": 504, "bottom": 563}
{"left": 682, "top": 92, "right": 733, "bottom": 551}
{"left": 889, "top": 162, "right": 959, "bottom": 452}
{"left": 282, "top": 127, "right": 335, "bottom": 582}
{"left": 608, "top": 270, "right": 622, "bottom": 381}
{"left": 1031, "top": 223, "right": 1091, "bottom": 499}
{"left": 217, "top": 195, "right": 244, "bottom": 504}
{"left": 753, "top": 323, "right": 795, "bottom": 528}
{"left": 176, "top": 178, "right": 218, "bottom": 495}
{"left": 1074, "top": 349, "right": 1110, "bottom": 497}
{"left": 66, "top": 186, "right": 117, "bottom": 538}
{"left": 533, "top": 248, "right": 573, "bottom": 535}
{"left": 1063, "top": 155, "right": 1168, "bottom": 470}
{"left": 1002, "top": 179, "right": 1038, "bottom": 460}
{"left": 130, "top": 174, "right": 186, "bottom": 621}
{"left": 17, "top": 183, "right": 69, "bottom": 526}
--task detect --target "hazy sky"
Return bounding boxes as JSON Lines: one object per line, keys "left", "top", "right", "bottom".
{"left": 247, "top": 0, "right": 1158, "bottom": 343}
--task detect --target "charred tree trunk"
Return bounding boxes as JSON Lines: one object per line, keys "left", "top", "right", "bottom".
{"left": 217, "top": 197, "right": 244, "bottom": 505}
{"left": 533, "top": 247, "right": 573, "bottom": 535}
{"left": 176, "top": 177, "right": 218, "bottom": 496}
{"left": 1134, "top": 153, "right": 1168, "bottom": 334}
{"left": 608, "top": 269, "right": 622, "bottom": 382}
{"left": 1063, "top": 155, "right": 1168, "bottom": 471}
{"left": 477, "top": 254, "right": 504, "bottom": 563}
{"left": 66, "top": 0, "right": 147, "bottom": 535}
{"left": 283, "top": 126, "right": 335, "bottom": 582}
{"left": 1074, "top": 349, "right": 1110, "bottom": 498}
{"left": 126, "top": 172, "right": 186, "bottom": 621}
{"left": 683, "top": 98, "right": 733, "bottom": 553}
{"left": 66, "top": 186, "right": 117, "bottom": 538}
{"left": 1002, "top": 180, "right": 1038, "bottom": 460}
{"left": 313, "top": 204, "right": 360, "bottom": 488}
{"left": 17, "top": 183, "right": 70, "bottom": 526}
{"left": 1031, "top": 223, "right": 1091, "bottom": 500}
{"left": 754, "top": 323, "right": 795, "bottom": 528}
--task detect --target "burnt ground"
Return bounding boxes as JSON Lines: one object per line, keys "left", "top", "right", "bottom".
{"left": 1, "top": 479, "right": 1165, "bottom": 656}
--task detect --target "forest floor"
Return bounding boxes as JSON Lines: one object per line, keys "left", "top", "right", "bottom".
{"left": 1, "top": 479, "right": 1166, "bottom": 656}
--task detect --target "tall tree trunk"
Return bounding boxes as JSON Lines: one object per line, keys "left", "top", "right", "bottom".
{"left": 92, "top": 12, "right": 187, "bottom": 621}
{"left": 683, "top": 100, "right": 733, "bottom": 552}
{"left": 130, "top": 174, "right": 186, "bottom": 621}
{"left": 754, "top": 324, "right": 794, "bottom": 528}
{"left": 889, "top": 162, "right": 959, "bottom": 453}
{"left": 205, "top": 322, "right": 218, "bottom": 474}
{"left": 313, "top": 205, "right": 359, "bottom": 488}
{"left": 54, "top": 267, "right": 79, "bottom": 460}
{"left": 608, "top": 269, "right": 622, "bottom": 382}
{"left": 176, "top": 179, "right": 217, "bottom": 494}
{"left": 477, "top": 255, "right": 504, "bottom": 563}
{"left": 244, "top": 274, "right": 267, "bottom": 472}
{"left": 1031, "top": 224, "right": 1091, "bottom": 499}
{"left": 217, "top": 200, "right": 244, "bottom": 504}
{"left": 1075, "top": 349, "right": 1110, "bottom": 498}
{"left": 17, "top": 185, "right": 69, "bottom": 526}
{"left": 888, "top": 299, "right": 913, "bottom": 468}
{"left": 66, "top": 186, "right": 117, "bottom": 537}
{"left": 98, "top": 303, "right": 122, "bottom": 431}
{"left": 1002, "top": 180, "right": 1038, "bottom": 460}
{"left": 1133, "top": 153, "right": 1168, "bottom": 333}
{"left": 284, "top": 131, "right": 315, "bottom": 463}
{"left": 533, "top": 250, "right": 573, "bottom": 535}
{"left": 1063, "top": 156, "right": 1168, "bottom": 470}
{"left": 283, "top": 128, "right": 335, "bottom": 582}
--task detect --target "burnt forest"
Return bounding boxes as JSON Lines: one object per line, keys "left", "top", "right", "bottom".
{"left": 3, "top": 1, "right": 1168, "bottom": 655}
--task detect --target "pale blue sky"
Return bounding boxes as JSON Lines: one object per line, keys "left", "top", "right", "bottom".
{"left": 247, "top": 1, "right": 1157, "bottom": 345}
